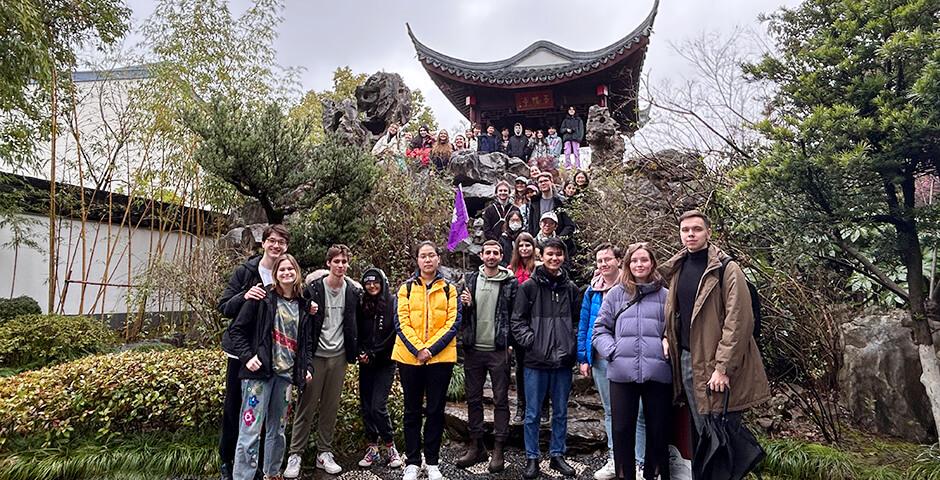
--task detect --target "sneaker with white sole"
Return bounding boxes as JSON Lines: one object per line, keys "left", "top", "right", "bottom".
{"left": 386, "top": 443, "right": 403, "bottom": 468}
{"left": 283, "top": 454, "right": 302, "bottom": 479}
{"left": 358, "top": 444, "right": 380, "bottom": 467}
{"left": 316, "top": 451, "right": 342, "bottom": 475}
{"left": 594, "top": 458, "right": 616, "bottom": 480}
{"left": 426, "top": 464, "right": 443, "bottom": 480}
{"left": 402, "top": 464, "right": 420, "bottom": 480}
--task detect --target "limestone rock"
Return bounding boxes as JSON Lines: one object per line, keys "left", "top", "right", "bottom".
{"left": 839, "top": 309, "right": 936, "bottom": 442}
{"left": 322, "top": 98, "right": 372, "bottom": 148}
{"left": 355, "top": 72, "right": 413, "bottom": 135}
{"left": 585, "top": 105, "right": 625, "bottom": 167}
{"left": 623, "top": 149, "right": 711, "bottom": 213}
{"left": 449, "top": 151, "right": 529, "bottom": 216}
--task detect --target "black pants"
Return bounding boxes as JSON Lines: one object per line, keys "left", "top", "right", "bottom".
{"left": 360, "top": 361, "right": 396, "bottom": 444}
{"left": 220, "top": 357, "right": 242, "bottom": 466}
{"left": 610, "top": 380, "right": 672, "bottom": 480}
{"left": 398, "top": 362, "right": 454, "bottom": 466}
{"left": 465, "top": 349, "right": 511, "bottom": 441}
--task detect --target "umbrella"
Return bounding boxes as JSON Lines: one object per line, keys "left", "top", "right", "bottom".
{"left": 692, "top": 389, "right": 765, "bottom": 480}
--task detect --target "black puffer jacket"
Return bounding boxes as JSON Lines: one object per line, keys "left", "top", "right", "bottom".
{"left": 510, "top": 265, "right": 580, "bottom": 369}
{"left": 227, "top": 287, "right": 317, "bottom": 387}
{"left": 460, "top": 268, "right": 518, "bottom": 352}
{"left": 357, "top": 267, "right": 397, "bottom": 366}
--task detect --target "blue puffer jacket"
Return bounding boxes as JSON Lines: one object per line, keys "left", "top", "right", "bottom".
{"left": 591, "top": 283, "right": 671, "bottom": 384}
{"left": 576, "top": 280, "right": 615, "bottom": 366}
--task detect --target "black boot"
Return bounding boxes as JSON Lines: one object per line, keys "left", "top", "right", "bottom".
{"left": 523, "top": 458, "right": 541, "bottom": 479}
{"left": 550, "top": 456, "right": 576, "bottom": 477}
{"left": 514, "top": 405, "right": 526, "bottom": 424}
{"left": 488, "top": 441, "right": 505, "bottom": 473}
{"left": 455, "top": 439, "right": 487, "bottom": 468}
{"left": 219, "top": 463, "right": 233, "bottom": 480}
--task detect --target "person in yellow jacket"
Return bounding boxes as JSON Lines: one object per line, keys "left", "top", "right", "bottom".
{"left": 393, "top": 241, "right": 461, "bottom": 480}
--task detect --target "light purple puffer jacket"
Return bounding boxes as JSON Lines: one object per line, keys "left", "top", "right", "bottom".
{"left": 591, "top": 282, "right": 672, "bottom": 384}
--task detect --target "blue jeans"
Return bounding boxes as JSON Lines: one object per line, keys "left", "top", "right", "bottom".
{"left": 523, "top": 367, "right": 572, "bottom": 458}
{"left": 594, "top": 358, "right": 646, "bottom": 463}
{"left": 233, "top": 376, "right": 293, "bottom": 480}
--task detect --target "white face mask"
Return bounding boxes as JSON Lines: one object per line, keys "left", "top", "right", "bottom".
{"left": 509, "top": 222, "right": 523, "bottom": 231}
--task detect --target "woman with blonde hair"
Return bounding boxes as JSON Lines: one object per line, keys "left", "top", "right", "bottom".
{"left": 228, "top": 253, "right": 314, "bottom": 480}
{"left": 429, "top": 130, "right": 453, "bottom": 172}
{"left": 592, "top": 243, "right": 672, "bottom": 480}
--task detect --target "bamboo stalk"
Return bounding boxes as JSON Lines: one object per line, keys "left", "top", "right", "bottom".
{"left": 47, "top": 67, "right": 58, "bottom": 313}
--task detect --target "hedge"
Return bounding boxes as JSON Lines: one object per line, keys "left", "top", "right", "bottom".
{"left": 0, "top": 296, "right": 41, "bottom": 322}
{"left": 0, "top": 314, "right": 118, "bottom": 370}
{"left": 0, "top": 348, "right": 405, "bottom": 454}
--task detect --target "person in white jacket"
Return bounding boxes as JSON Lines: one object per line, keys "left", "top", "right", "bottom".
{"left": 372, "top": 123, "right": 406, "bottom": 168}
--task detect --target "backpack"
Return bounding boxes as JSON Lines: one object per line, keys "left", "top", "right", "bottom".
{"left": 717, "top": 257, "right": 762, "bottom": 341}
{"left": 405, "top": 278, "right": 452, "bottom": 301}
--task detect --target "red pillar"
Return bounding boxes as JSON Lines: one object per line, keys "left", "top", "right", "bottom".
{"left": 466, "top": 95, "right": 479, "bottom": 125}
{"left": 596, "top": 84, "right": 609, "bottom": 107}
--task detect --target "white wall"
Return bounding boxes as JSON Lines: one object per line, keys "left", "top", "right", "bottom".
{"left": 0, "top": 213, "right": 209, "bottom": 315}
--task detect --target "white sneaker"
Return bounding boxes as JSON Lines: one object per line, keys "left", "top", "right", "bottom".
{"left": 426, "top": 464, "right": 443, "bottom": 480}
{"left": 316, "top": 451, "right": 342, "bottom": 475}
{"left": 284, "top": 454, "right": 302, "bottom": 479}
{"left": 636, "top": 462, "right": 645, "bottom": 478}
{"left": 594, "top": 458, "right": 616, "bottom": 480}
{"left": 386, "top": 443, "right": 403, "bottom": 468}
{"left": 358, "top": 444, "right": 381, "bottom": 467}
{"left": 403, "top": 464, "right": 420, "bottom": 480}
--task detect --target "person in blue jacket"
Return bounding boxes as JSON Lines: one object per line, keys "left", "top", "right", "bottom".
{"left": 577, "top": 243, "right": 646, "bottom": 480}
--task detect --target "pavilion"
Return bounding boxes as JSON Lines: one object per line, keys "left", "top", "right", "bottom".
{"left": 407, "top": 0, "right": 658, "bottom": 133}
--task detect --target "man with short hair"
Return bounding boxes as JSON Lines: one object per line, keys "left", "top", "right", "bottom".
{"left": 511, "top": 238, "right": 580, "bottom": 479}
{"left": 456, "top": 240, "right": 518, "bottom": 473}
{"left": 478, "top": 125, "right": 499, "bottom": 153}
{"left": 527, "top": 172, "right": 575, "bottom": 239}
{"left": 217, "top": 224, "right": 291, "bottom": 480}
{"left": 285, "top": 245, "right": 361, "bottom": 478}
{"left": 661, "top": 210, "right": 770, "bottom": 464}
{"left": 482, "top": 180, "right": 520, "bottom": 241}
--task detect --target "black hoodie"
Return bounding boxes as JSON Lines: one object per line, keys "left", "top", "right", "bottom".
{"left": 357, "top": 267, "right": 398, "bottom": 365}
{"left": 510, "top": 265, "right": 580, "bottom": 369}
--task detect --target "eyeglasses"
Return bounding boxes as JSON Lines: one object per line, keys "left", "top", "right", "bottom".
{"left": 265, "top": 238, "right": 287, "bottom": 246}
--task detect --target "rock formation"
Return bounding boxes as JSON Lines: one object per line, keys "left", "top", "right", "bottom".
{"left": 585, "top": 105, "right": 625, "bottom": 167}
{"left": 355, "top": 72, "right": 413, "bottom": 135}
{"left": 839, "top": 309, "right": 937, "bottom": 442}
{"left": 448, "top": 150, "right": 529, "bottom": 217}
{"left": 321, "top": 98, "right": 372, "bottom": 149}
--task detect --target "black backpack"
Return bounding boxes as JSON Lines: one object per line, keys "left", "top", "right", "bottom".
{"left": 405, "top": 278, "right": 452, "bottom": 301}
{"left": 717, "top": 257, "right": 762, "bottom": 341}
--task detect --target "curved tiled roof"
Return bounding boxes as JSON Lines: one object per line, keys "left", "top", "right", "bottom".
{"left": 407, "top": 0, "right": 658, "bottom": 87}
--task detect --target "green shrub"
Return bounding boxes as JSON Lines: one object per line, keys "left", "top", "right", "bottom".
{"left": 0, "top": 348, "right": 408, "bottom": 456}
{"left": 0, "top": 348, "right": 226, "bottom": 448}
{"left": 0, "top": 296, "right": 41, "bottom": 322}
{"left": 0, "top": 314, "right": 118, "bottom": 369}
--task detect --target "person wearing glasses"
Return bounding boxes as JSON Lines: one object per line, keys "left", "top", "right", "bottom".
{"left": 217, "top": 224, "right": 292, "bottom": 480}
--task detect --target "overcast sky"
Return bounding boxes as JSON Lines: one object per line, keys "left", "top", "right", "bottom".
{"left": 112, "top": 0, "right": 802, "bottom": 133}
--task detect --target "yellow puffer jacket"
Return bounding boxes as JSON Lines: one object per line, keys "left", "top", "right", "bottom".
{"left": 392, "top": 273, "right": 461, "bottom": 365}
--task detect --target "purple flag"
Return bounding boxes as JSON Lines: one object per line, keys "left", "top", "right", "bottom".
{"left": 447, "top": 184, "right": 469, "bottom": 251}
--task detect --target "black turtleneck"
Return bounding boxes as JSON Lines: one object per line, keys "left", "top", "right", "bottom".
{"left": 677, "top": 248, "right": 709, "bottom": 351}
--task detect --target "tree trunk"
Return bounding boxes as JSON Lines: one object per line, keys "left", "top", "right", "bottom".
{"left": 919, "top": 345, "right": 940, "bottom": 438}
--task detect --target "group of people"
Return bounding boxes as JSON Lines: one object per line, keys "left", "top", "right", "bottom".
{"left": 371, "top": 105, "right": 587, "bottom": 175}
{"left": 215, "top": 202, "right": 769, "bottom": 480}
